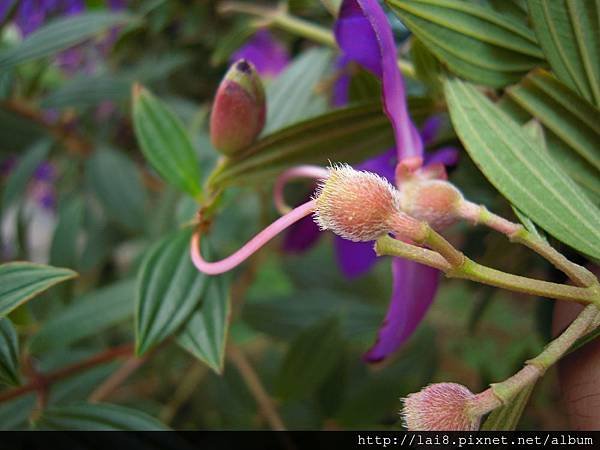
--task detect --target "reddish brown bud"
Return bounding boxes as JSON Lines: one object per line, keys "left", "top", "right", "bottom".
{"left": 313, "top": 165, "right": 424, "bottom": 242}
{"left": 402, "top": 383, "right": 481, "bottom": 431}
{"left": 399, "top": 179, "right": 463, "bottom": 230}
{"left": 210, "top": 59, "right": 266, "bottom": 155}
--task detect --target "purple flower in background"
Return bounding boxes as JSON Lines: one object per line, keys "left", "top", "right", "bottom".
{"left": 2, "top": 1, "right": 126, "bottom": 75}
{"left": 231, "top": 29, "right": 290, "bottom": 78}
{"left": 1, "top": 156, "right": 57, "bottom": 211}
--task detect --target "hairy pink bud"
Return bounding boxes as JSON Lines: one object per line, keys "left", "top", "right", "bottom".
{"left": 210, "top": 59, "right": 266, "bottom": 155}
{"left": 313, "top": 165, "right": 424, "bottom": 242}
{"left": 400, "top": 179, "right": 463, "bottom": 230}
{"left": 402, "top": 383, "right": 480, "bottom": 431}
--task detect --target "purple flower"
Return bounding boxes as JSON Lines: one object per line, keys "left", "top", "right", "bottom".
{"left": 230, "top": 29, "right": 290, "bottom": 78}
{"left": 333, "top": 0, "right": 462, "bottom": 362}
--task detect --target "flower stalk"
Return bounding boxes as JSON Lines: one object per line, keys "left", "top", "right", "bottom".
{"left": 458, "top": 200, "right": 597, "bottom": 288}
{"left": 469, "top": 304, "right": 599, "bottom": 418}
{"left": 375, "top": 235, "right": 600, "bottom": 305}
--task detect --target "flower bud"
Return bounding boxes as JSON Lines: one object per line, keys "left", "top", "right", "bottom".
{"left": 313, "top": 165, "right": 424, "bottom": 242}
{"left": 402, "top": 383, "right": 480, "bottom": 431}
{"left": 399, "top": 179, "right": 463, "bottom": 231}
{"left": 210, "top": 59, "right": 266, "bottom": 155}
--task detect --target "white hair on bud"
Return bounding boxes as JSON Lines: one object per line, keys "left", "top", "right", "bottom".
{"left": 312, "top": 163, "right": 401, "bottom": 242}
{"left": 401, "top": 383, "right": 480, "bottom": 431}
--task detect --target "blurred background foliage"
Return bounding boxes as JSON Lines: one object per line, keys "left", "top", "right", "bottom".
{"left": 1, "top": 0, "right": 597, "bottom": 430}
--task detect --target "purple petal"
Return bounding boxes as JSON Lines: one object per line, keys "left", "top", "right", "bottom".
{"left": 33, "top": 161, "right": 55, "bottom": 182}
{"left": 356, "top": 147, "right": 396, "bottom": 183}
{"left": 419, "top": 116, "right": 442, "bottom": 147}
{"left": 425, "top": 146, "right": 460, "bottom": 168}
{"left": 282, "top": 214, "right": 321, "bottom": 253}
{"left": 335, "top": 0, "right": 422, "bottom": 160}
{"left": 332, "top": 55, "right": 351, "bottom": 107}
{"left": 363, "top": 258, "right": 439, "bottom": 363}
{"left": 334, "top": 236, "right": 378, "bottom": 278}
{"left": 231, "top": 29, "right": 289, "bottom": 78}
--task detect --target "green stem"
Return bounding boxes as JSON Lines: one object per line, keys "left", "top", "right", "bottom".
{"left": 375, "top": 235, "right": 600, "bottom": 305}
{"left": 510, "top": 227, "right": 596, "bottom": 288}
{"left": 459, "top": 201, "right": 596, "bottom": 288}
{"left": 218, "top": 1, "right": 416, "bottom": 78}
{"left": 471, "top": 304, "right": 598, "bottom": 416}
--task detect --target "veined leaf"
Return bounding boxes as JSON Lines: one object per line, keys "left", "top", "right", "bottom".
{"left": 275, "top": 318, "right": 344, "bottom": 400}
{"left": 0, "top": 12, "right": 135, "bottom": 70}
{"left": 527, "top": 0, "right": 600, "bottom": 108}
{"left": 481, "top": 382, "right": 536, "bottom": 430}
{"left": 445, "top": 78, "right": 600, "bottom": 259}
{"left": 36, "top": 403, "right": 168, "bottom": 430}
{"left": 132, "top": 85, "right": 202, "bottom": 198}
{"left": 29, "top": 280, "right": 135, "bottom": 354}
{"left": 263, "top": 48, "right": 331, "bottom": 134}
{"left": 210, "top": 101, "right": 396, "bottom": 187}
{"left": 507, "top": 70, "right": 600, "bottom": 174}
{"left": 86, "top": 149, "right": 147, "bottom": 230}
{"left": 135, "top": 229, "right": 209, "bottom": 355}
{"left": 177, "top": 272, "right": 231, "bottom": 374}
{"left": 0, "top": 318, "right": 20, "bottom": 386}
{"left": 387, "top": 0, "right": 544, "bottom": 87}
{"left": 0, "top": 263, "right": 77, "bottom": 318}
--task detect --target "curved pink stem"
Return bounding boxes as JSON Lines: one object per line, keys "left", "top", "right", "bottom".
{"left": 190, "top": 199, "right": 317, "bottom": 275}
{"left": 273, "top": 165, "right": 329, "bottom": 214}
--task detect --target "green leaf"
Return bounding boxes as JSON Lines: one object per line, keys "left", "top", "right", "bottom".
{"left": 29, "top": 280, "right": 135, "bottom": 354}
{"left": 481, "top": 382, "right": 536, "bottom": 430}
{"left": 49, "top": 197, "right": 84, "bottom": 269}
{"left": 263, "top": 48, "right": 331, "bottom": 134}
{"left": 41, "top": 76, "right": 131, "bottom": 110}
{"left": 0, "top": 262, "right": 77, "bottom": 318}
{"left": 411, "top": 37, "right": 442, "bottom": 93}
{"left": 0, "top": 12, "right": 135, "bottom": 70}
{"left": 1, "top": 139, "right": 51, "bottom": 211}
{"left": 275, "top": 318, "right": 344, "bottom": 400}
{"left": 387, "top": 0, "right": 543, "bottom": 87}
{"left": 177, "top": 273, "right": 231, "bottom": 374}
{"left": 210, "top": 101, "right": 396, "bottom": 187}
{"left": 135, "top": 229, "right": 210, "bottom": 355}
{"left": 0, "top": 318, "right": 20, "bottom": 386}
{"left": 527, "top": 0, "right": 600, "bottom": 107}
{"left": 132, "top": 85, "right": 202, "bottom": 198}
{"left": 506, "top": 70, "right": 600, "bottom": 174}
{"left": 444, "top": 77, "right": 600, "bottom": 259}
{"left": 36, "top": 403, "right": 168, "bottom": 430}
{"left": 86, "top": 148, "right": 147, "bottom": 230}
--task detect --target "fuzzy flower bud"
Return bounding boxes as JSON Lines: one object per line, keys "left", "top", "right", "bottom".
{"left": 399, "top": 179, "right": 463, "bottom": 231}
{"left": 210, "top": 59, "right": 266, "bottom": 155}
{"left": 313, "top": 164, "right": 424, "bottom": 242}
{"left": 402, "top": 383, "right": 481, "bottom": 431}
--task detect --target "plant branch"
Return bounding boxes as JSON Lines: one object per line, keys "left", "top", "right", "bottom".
{"left": 0, "top": 344, "right": 133, "bottom": 404}
{"left": 227, "top": 344, "right": 286, "bottom": 431}
{"left": 88, "top": 354, "right": 148, "bottom": 403}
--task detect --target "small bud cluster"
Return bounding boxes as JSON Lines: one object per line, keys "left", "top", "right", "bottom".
{"left": 210, "top": 59, "right": 266, "bottom": 156}
{"left": 402, "top": 383, "right": 481, "bottom": 431}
